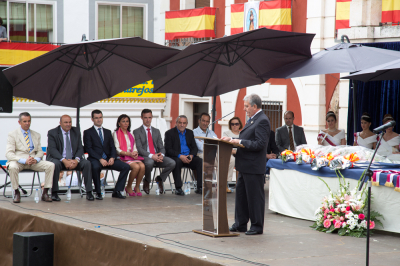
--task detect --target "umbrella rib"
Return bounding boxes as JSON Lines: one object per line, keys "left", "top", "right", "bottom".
{"left": 200, "top": 54, "right": 220, "bottom": 97}
{"left": 90, "top": 43, "right": 153, "bottom": 69}
{"left": 9, "top": 45, "right": 80, "bottom": 87}
{"left": 153, "top": 44, "right": 224, "bottom": 93}
{"left": 95, "top": 65, "right": 113, "bottom": 98}
{"left": 49, "top": 45, "right": 84, "bottom": 105}
{"left": 231, "top": 47, "right": 265, "bottom": 84}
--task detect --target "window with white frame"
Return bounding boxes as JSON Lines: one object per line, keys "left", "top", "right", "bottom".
{"left": 2, "top": 1, "right": 55, "bottom": 43}
{"left": 97, "top": 3, "right": 145, "bottom": 40}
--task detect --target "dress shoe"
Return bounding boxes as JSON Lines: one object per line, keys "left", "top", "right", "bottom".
{"left": 143, "top": 179, "right": 150, "bottom": 195}
{"left": 95, "top": 192, "right": 103, "bottom": 200}
{"left": 41, "top": 188, "right": 52, "bottom": 202}
{"left": 86, "top": 191, "right": 94, "bottom": 201}
{"left": 245, "top": 230, "right": 263, "bottom": 235}
{"left": 156, "top": 176, "right": 164, "bottom": 194}
{"left": 195, "top": 188, "right": 202, "bottom": 194}
{"left": 51, "top": 192, "right": 61, "bottom": 201}
{"left": 112, "top": 191, "right": 126, "bottom": 199}
{"left": 13, "top": 189, "right": 21, "bottom": 203}
{"left": 175, "top": 188, "right": 185, "bottom": 196}
{"left": 229, "top": 225, "right": 246, "bottom": 232}
{"left": 125, "top": 187, "right": 136, "bottom": 197}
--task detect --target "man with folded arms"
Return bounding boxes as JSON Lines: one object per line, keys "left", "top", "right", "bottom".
{"left": 5, "top": 112, "right": 54, "bottom": 203}
{"left": 83, "top": 110, "right": 130, "bottom": 199}
{"left": 165, "top": 115, "right": 203, "bottom": 195}
{"left": 47, "top": 115, "right": 94, "bottom": 201}
{"left": 133, "top": 109, "right": 175, "bottom": 194}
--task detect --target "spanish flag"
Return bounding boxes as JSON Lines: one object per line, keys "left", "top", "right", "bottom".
{"left": 335, "top": 0, "right": 352, "bottom": 30}
{"left": 0, "top": 42, "right": 59, "bottom": 66}
{"left": 231, "top": 4, "right": 244, "bottom": 34}
{"left": 382, "top": 0, "right": 400, "bottom": 24}
{"left": 165, "top": 7, "right": 216, "bottom": 41}
{"left": 259, "top": 0, "right": 292, "bottom": 32}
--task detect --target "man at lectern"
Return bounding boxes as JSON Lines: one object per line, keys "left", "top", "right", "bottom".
{"left": 221, "top": 94, "right": 270, "bottom": 235}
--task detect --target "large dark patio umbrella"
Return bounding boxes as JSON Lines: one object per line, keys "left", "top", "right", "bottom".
{"left": 262, "top": 41, "right": 400, "bottom": 79}
{"left": 3, "top": 37, "right": 180, "bottom": 128}
{"left": 342, "top": 58, "right": 400, "bottom": 82}
{"left": 148, "top": 28, "right": 315, "bottom": 97}
{"left": 261, "top": 38, "right": 400, "bottom": 134}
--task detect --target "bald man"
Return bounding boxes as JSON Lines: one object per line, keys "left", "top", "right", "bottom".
{"left": 46, "top": 115, "right": 94, "bottom": 201}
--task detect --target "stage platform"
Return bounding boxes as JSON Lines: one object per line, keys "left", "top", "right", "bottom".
{"left": 1, "top": 182, "right": 400, "bottom": 266}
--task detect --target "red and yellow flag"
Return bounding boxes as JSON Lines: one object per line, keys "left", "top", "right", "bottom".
{"left": 335, "top": 0, "right": 352, "bottom": 30}
{"left": 0, "top": 42, "right": 59, "bottom": 66}
{"left": 231, "top": 4, "right": 244, "bottom": 34}
{"left": 259, "top": 0, "right": 292, "bottom": 32}
{"left": 382, "top": 0, "right": 400, "bottom": 24}
{"left": 165, "top": 7, "right": 216, "bottom": 40}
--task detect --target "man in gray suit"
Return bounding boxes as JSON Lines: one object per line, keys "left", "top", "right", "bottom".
{"left": 47, "top": 115, "right": 93, "bottom": 201}
{"left": 275, "top": 111, "right": 307, "bottom": 152}
{"left": 133, "top": 109, "right": 176, "bottom": 194}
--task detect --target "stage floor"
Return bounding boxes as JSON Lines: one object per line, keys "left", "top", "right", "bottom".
{"left": 1, "top": 181, "right": 400, "bottom": 266}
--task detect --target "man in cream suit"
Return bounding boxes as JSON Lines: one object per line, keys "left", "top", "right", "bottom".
{"left": 5, "top": 112, "right": 54, "bottom": 203}
{"left": 275, "top": 111, "right": 307, "bottom": 152}
{"left": 133, "top": 109, "right": 176, "bottom": 194}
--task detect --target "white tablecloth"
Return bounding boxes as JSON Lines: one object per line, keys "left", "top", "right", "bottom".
{"left": 269, "top": 168, "right": 400, "bottom": 233}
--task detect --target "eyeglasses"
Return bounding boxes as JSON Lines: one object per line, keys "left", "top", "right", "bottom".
{"left": 231, "top": 123, "right": 240, "bottom": 126}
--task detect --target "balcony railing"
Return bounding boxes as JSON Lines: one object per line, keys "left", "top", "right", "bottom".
{"left": 165, "top": 37, "right": 212, "bottom": 49}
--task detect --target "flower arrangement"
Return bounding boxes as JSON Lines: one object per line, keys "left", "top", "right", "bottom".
{"left": 311, "top": 171, "right": 384, "bottom": 237}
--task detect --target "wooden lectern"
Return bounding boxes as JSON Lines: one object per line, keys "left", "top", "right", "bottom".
{"left": 193, "top": 137, "right": 243, "bottom": 237}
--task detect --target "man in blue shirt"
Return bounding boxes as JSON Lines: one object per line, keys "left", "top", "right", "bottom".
{"left": 193, "top": 113, "right": 218, "bottom": 159}
{"left": 164, "top": 115, "right": 203, "bottom": 195}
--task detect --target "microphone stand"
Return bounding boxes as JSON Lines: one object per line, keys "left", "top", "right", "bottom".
{"left": 358, "top": 131, "right": 384, "bottom": 266}
{"left": 206, "top": 110, "right": 235, "bottom": 137}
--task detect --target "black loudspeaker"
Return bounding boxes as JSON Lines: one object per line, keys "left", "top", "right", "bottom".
{"left": 0, "top": 67, "right": 13, "bottom": 113}
{"left": 13, "top": 232, "right": 54, "bottom": 266}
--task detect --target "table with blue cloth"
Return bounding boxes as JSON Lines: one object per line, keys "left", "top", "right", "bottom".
{"left": 266, "top": 159, "right": 400, "bottom": 233}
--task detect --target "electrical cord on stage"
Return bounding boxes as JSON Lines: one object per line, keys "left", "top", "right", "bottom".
{"left": 0, "top": 199, "right": 269, "bottom": 266}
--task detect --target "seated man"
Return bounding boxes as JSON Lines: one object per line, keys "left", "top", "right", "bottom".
{"left": 46, "top": 115, "right": 94, "bottom": 201}
{"left": 5, "top": 112, "right": 54, "bottom": 203}
{"left": 165, "top": 115, "right": 203, "bottom": 195}
{"left": 83, "top": 110, "right": 130, "bottom": 199}
{"left": 275, "top": 110, "right": 307, "bottom": 152}
{"left": 133, "top": 109, "right": 176, "bottom": 194}
{"left": 193, "top": 112, "right": 217, "bottom": 159}
{"left": 266, "top": 130, "right": 279, "bottom": 175}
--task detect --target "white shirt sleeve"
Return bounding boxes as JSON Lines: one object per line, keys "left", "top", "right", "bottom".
{"left": 112, "top": 131, "right": 122, "bottom": 155}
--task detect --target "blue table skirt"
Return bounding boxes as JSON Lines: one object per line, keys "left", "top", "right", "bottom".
{"left": 267, "top": 159, "right": 400, "bottom": 183}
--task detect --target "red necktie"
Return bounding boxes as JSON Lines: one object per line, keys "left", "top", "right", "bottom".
{"left": 147, "top": 128, "right": 156, "bottom": 154}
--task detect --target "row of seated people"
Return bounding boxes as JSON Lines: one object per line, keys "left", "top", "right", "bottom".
{"left": 5, "top": 109, "right": 209, "bottom": 203}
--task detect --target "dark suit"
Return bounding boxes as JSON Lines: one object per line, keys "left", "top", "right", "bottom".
{"left": 83, "top": 126, "right": 130, "bottom": 193}
{"left": 164, "top": 127, "right": 202, "bottom": 189}
{"left": 275, "top": 124, "right": 307, "bottom": 152}
{"left": 46, "top": 126, "right": 92, "bottom": 192}
{"left": 133, "top": 126, "right": 176, "bottom": 183}
{"left": 234, "top": 111, "right": 270, "bottom": 233}
{"left": 265, "top": 130, "right": 279, "bottom": 174}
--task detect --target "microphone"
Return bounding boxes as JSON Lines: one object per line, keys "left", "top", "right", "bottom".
{"left": 373, "top": 121, "right": 396, "bottom": 133}
{"left": 205, "top": 110, "right": 235, "bottom": 137}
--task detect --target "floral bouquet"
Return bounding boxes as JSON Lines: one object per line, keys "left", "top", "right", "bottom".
{"left": 311, "top": 171, "right": 384, "bottom": 237}
{"left": 280, "top": 150, "right": 296, "bottom": 163}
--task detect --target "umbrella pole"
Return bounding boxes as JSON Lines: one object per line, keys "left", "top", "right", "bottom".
{"left": 352, "top": 80, "right": 357, "bottom": 141}
{"left": 212, "top": 95, "right": 217, "bottom": 131}
{"left": 76, "top": 107, "right": 80, "bottom": 130}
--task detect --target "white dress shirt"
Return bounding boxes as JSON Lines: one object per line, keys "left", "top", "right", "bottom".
{"left": 142, "top": 124, "right": 165, "bottom": 158}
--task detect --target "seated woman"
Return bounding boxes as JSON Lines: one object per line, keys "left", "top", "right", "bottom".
{"left": 112, "top": 114, "right": 145, "bottom": 197}
{"left": 222, "top": 116, "right": 243, "bottom": 193}
{"left": 376, "top": 114, "right": 400, "bottom": 160}
{"left": 353, "top": 112, "right": 377, "bottom": 149}
{"left": 317, "top": 111, "right": 346, "bottom": 146}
